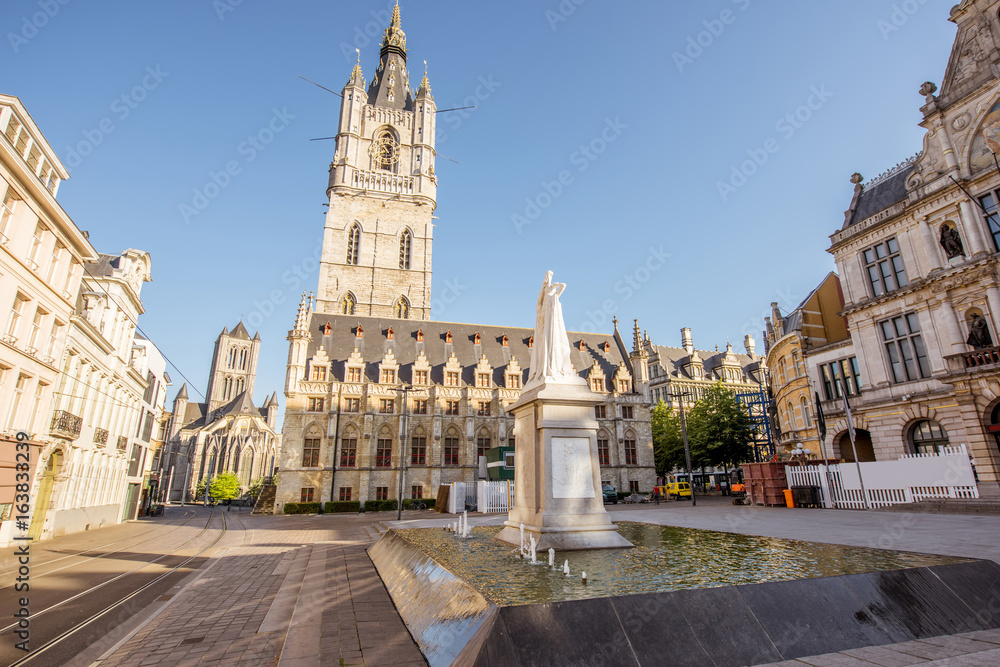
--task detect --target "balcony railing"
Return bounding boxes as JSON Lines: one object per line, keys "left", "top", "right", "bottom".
{"left": 94, "top": 428, "right": 109, "bottom": 446}
{"left": 351, "top": 168, "right": 415, "bottom": 195}
{"left": 117, "top": 436, "right": 128, "bottom": 452}
{"left": 51, "top": 410, "right": 83, "bottom": 440}
{"left": 945, "top": 346, "right": 1000, "bottom": 373}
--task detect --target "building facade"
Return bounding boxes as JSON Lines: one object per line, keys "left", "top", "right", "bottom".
{"left": 0, "top": 94, "right": 100, "bottom": 545}
{"left": 826, "top": 0, "right": 1000, "bottom": 494}
{"left": 159, "top": 323, "right": 280, "bottom": 502}
{"left": 129, "top": 336, "right": 170, "bottom": 519}
{"left": 276, "top": 7, "right": 655, "bottom": 510}
{"left": 38, "top": 250, "right": 153, "bottom": 540}
{"left": 764, "top": 273, "right": 852, "bottom": 460}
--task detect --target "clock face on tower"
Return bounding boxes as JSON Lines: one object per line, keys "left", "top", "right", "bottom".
{"left": 369, "top": 133, "right": 401, "bottom": 170}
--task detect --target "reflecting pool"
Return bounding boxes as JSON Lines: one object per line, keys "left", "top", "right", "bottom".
{"left": 393, "top": 522, "right": 968, "bottom": 606}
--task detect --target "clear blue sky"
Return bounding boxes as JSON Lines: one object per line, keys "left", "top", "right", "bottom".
{"left": 3, "top": 1, "right": 959, "bottom": 421}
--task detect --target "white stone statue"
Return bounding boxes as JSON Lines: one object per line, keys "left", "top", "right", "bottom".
{"left": 527, "top": 271, "right": 577, "bottom": 386}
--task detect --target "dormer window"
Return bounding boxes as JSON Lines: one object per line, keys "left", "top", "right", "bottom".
{"left": 387, "top": 327, "right": 394, "bottom": 340}
{"left": 445, "top": 331, "right": 453, "bottom": 343}
{"left": 578, "top": 341, "right": 586, "bottom": 351}
{"left": 474, "top": 332, "right": 481, "bottom": 345}
{"left": 347, "top": 367, "right": 362, "bottom": 383}
{"left": 476, "top": 372, "right": 490, "bottom": 388}
{"left": 507, "top": 374, "right": 521, "bottom": 389}
{"left": 501, "top": 334, "right": 509, "bottom": 347}
{"left": 445, "top": 371, "right": 459, "bottom": 387}
{"left": 323, "top": 322, "right": 332, "bottom": 336}
{"left": 416, "top": 329, "right": 423, "bottom": 342}
{"left": 381, "top": 369, "right": 396, "bottom": 384}
{"left": 592, "top": 378, "right": 605, "bottom": 392}
{"left": 618, "top": 379, "right": 629, "bottom": 393}
{"left": 311, "top": 366, "right": 328, "bottom": 381}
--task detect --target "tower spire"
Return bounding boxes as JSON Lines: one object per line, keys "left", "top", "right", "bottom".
{"left": 381, "top": 1, "right": 407, "bottom": 59}
{"left": 348, "top": 48, "right": 364, "bottom": 87}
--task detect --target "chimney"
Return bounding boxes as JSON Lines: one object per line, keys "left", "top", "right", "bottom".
{"left": 744, "top": 334, "right": 756, "bottom": 357}
{"left": 681, "top": 327, "right": 693, "bottom": 354}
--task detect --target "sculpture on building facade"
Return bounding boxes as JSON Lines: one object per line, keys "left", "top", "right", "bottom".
{"left": 967, "top": 312, "right": 994, "bottom": 349}
{"left": 526, "top": 271, "right": 577, "bottom": 386}
{"left": 940, "top": 224, "right": 965, "bottom": 259}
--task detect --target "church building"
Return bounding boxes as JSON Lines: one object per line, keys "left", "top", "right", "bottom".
{"left": 159, "top": 322, "right": 281, "bottom": 502}
{"left": 275, "top": 6, "right": 655, "bottom": 510}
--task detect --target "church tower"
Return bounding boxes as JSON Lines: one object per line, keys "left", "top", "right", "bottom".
{"left": 205, "top": 321, "right": 261, "bottom": 412}
{"left": 316, "top": 3, "right": 436, "bottom": 319}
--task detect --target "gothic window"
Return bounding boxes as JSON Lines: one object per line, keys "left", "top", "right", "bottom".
{"left": 444, "top": 435, "right": 460, "bottom": 465}
{"left": 346, "top": 224, "right": 360, "bottom": 265}
{"left": 375, "top": 438, "right": 392, "bottom": 467}
{"left": 411, "top": 436, "right": 426, "bottom": 465}
{"left": 370, "top": 129, "right": 400, "bottom": 173}
{"left": 227, "top": 347, "right": 236, "bottom": 368}
{"left": 394, "top": 297, "right": 410, "bottom": 319}
{"left": 302, "top": 438, "right": 320, "bottom": 467}
{"left": 597, "top": 437, "right": 610, "bottom": 465}
{"left": 624, "top": 438, "right": 637, "bottom": 465}
{"left": 340, "top": 437, "right": 357, "bottom": 467}
{"left": 340, "top": 293, "right": 356, "bottom": 315}
{"left": 399, "top": 230, "right": 411, "bottom": 269}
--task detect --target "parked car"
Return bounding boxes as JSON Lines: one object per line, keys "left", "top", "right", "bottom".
{"left": 664, "top": 482, "right": 692, "bottom": 500}
{"left": 602, "top": 484, "right": 618, "bottom": 504}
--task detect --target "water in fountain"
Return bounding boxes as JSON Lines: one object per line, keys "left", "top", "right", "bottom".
{"left": 548, "top": 548, "right": 555, "bottom": 569}
{"left": 528, "top": 536, "right": 538, "bottom": 565}
{"left": 563, "top": 560, "right": 570, "bottom": 576}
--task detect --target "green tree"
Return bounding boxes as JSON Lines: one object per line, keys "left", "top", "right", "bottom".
{"left": 209, "top": 472, "right": 242, "bottom": 501}
{"left": 195, "top": 476, "right": 208, "bottom": 499}
{"left": 686, "top": 382, "right": 754, "bottom": 469}
{"left": 651, "top": 401, "right": 685, "bottom": 476}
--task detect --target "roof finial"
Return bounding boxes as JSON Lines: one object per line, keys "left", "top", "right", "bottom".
{"left": 420, "top": 59, "right": 431, "bottom": 94}
{"left": 349, "top": 48, "right": 365, "bottom": 86}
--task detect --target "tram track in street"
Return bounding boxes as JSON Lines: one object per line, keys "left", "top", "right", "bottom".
{"left": 1, "top": 508, "right": 228, "bottom": 666}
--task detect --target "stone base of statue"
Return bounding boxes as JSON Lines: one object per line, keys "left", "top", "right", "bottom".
{"left": 494, "top": 377, "right": 633, "bottom": 551}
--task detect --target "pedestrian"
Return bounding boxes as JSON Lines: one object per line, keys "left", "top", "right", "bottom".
{"left": 652, "top": 487, "right": 660, "bottom": 505}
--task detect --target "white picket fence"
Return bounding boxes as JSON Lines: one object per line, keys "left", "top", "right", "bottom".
{"left": 784, "top": 444, "right": 979, "bottom": 510}
{"left": 477, "top": 480, "right": 513, "bottom": 514}
{"left": 446, "top": 480, "right": 513, "bottom": 514}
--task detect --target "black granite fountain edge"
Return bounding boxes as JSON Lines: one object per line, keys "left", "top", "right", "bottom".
{"left": 369, "top": 529, "right": 1000, "bottom": 667}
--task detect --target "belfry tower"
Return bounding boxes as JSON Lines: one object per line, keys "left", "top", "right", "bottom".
{"left": 316, "top": 3, "right": 436, "bottom": 319}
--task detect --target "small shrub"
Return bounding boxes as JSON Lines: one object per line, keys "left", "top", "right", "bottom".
{"left": 324, "top": 501, "right": 361, "bottom": 513}
{"left": 283, "top": 502, "right": 320, "bottom": 514}
{"left": 362, "top": 499, "right": 398, "bottom": 512}
{"left": 402, "top": 498, "right": 435, "bottom": 510}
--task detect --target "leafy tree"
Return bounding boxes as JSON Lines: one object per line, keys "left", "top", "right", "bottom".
{"left": 685, "top": 382, "right": 754, "bottom": 469}
{"left": 651, "top": 401, "right": 686, "bottom": 476}
{"left": 195, "top": 477, "right": 208, "bottom": 499}
{"left": 209, "top": 472, "right": 242, "bottom": 501}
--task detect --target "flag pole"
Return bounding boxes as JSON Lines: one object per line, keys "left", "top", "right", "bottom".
{"left": 814, "top": 390, "right": 834, "bottom": 508}
{"left": 838, "top": 375, "right": 869, "bottom": 509}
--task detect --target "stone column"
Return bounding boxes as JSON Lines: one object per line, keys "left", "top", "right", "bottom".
{"left": 958, "top": 200, "right": 990, "bottom": 257}
{"left": 920, "top": 217, "right": 944, "bottom": 273}
{"left": 938, "top": 295, "right": 966, "bottom": 357}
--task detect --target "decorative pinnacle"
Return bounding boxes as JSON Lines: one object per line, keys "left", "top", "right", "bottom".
{"left": 381, "top": 0, "right": 407, "bottom": 53}
{"left": 349, "top": 48, "right": 364, "bottom": 86}
{"left": 420, "top": 59, "right": 431, "bottom": 93}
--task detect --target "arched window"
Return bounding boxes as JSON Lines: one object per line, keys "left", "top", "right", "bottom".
{"left": 371, "top": 129, "right": 400, "bottom": 173}
{"left": 800, "top": 396, "right": 811, "bottom": 427}
{"left": 792, "top": 351, "right": 802, "bottom": 377}
{"left": 787, "top": 400, "right": 796, "bottom": 429}
{"left": 911, "top": 419, "right": 949, "bottom": 454}
{"left": 399, "top": 230, "right": 411, "bottom": 269}
{"left": 340, "top": 293, "right": 356, "bottom": 315}
{"left": 346, "top": 224, "right": 360, "bottom": 265}
{"left": 394, "top": 296, "right": 410, "bottom": 319}
{"left": 233, "top": 446, "right": 241, "bottom": 473}
{"left": 242, "top": 449, "right": 254, "bottom": 485}
{"left": 778, "top": 358, "right": 787, "bottom": 385}
{"left": 227, "top": 347, "right": 236, "bottom": 368}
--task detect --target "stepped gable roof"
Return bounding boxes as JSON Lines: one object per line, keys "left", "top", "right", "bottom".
{"left": 307, "top": 314, "right": 629, "bottom": 386}
{"left": 845, "top": 165, "right": 913, "bottom": 228}
{"left": 650, "top": 344, "right": 756, "bottom": 381}
{"left": 229, "top": 321, "right": 252, "bottom": 340}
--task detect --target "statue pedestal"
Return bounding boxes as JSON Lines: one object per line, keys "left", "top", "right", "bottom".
{"left": 494, "top": 379, "right": 633, "bottom": 551}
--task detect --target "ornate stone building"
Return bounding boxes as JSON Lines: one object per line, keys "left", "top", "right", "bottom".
{"left": 826, "top": 0, "right": 1000, "bottom": 494}
{"left": 159, "top": 322, "right": 280, "bottom": 502}
{"left": 764, "top": 272, "right": 853, "bottom": 460}
{"left": 276, "top": 7, "right": 655, "bottom": 510}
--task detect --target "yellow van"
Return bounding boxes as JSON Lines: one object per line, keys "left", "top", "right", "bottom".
{"left": 662, "top": 482, "right": 691, "bottom": 500}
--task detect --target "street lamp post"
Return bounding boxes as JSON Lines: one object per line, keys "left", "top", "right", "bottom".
{"left": 396, "top": 384, "right": 409, "bottom": 521}
{"left": 668, "top": 389, "right": 696, "bottom": 507}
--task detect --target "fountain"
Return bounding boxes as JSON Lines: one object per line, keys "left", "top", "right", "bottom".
{"left": 495, "top": 272, "right": 632, "bottom": 551}
{"left": 366, "top": 272, "right": 1000, "bottom": 666}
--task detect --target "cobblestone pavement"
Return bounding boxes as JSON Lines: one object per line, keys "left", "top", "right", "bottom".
{"left": 64, "top": 499, "right": 1000, "bottom": 666}
{"left": 81, "top": 507, "right": 425, "bottom": 667}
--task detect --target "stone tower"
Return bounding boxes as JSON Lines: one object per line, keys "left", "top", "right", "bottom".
{"left": 316, "top": 3, "right": 436, "bottom": 319}
{"left": 205, "top": 321, "right": 261, "bottom": 412}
